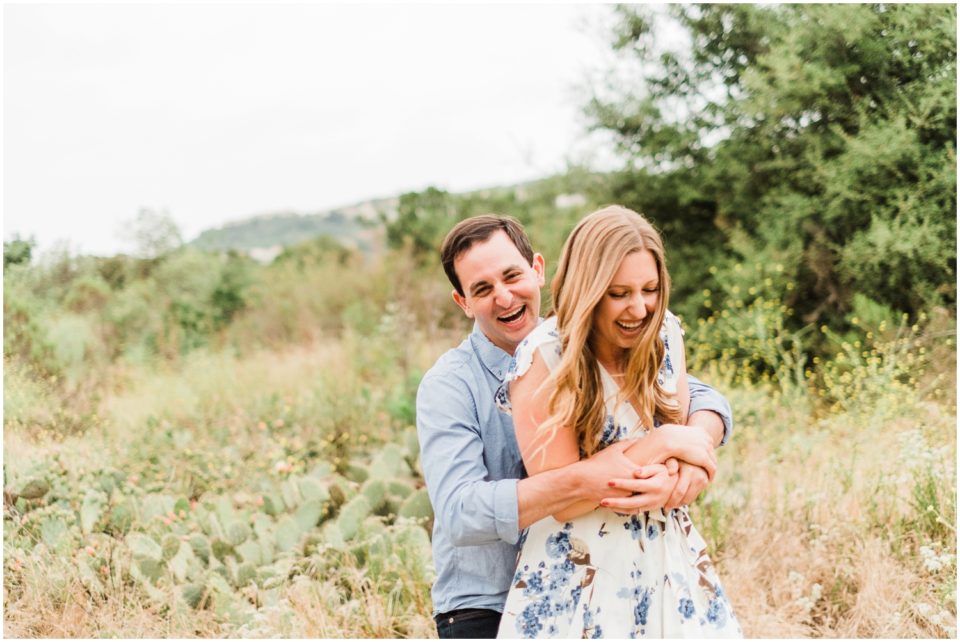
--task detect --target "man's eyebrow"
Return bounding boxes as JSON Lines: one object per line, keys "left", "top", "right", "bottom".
{"left": 467, "top": 264, "right": 524, "bottom": 295}
{"left": 468, "top": 279, "right": 491, "bottom": 296}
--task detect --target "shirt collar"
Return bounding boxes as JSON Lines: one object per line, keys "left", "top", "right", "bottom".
{"left": 469, "top": 321, "right": 514, "bottom": 381}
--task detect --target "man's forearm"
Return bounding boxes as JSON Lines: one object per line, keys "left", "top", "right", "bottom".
{"left": 516, "top": 413, "right": 725, "bottom": 529}
{"left": 516, "top": 464, "right": 589, "bottom": 529}
{"left": 516, "top": 441, "right": 647, "bottom": 528}
{"left": 687, "top": 374, "right": 733, "bottom": 445}
{"left": 687, "top": 409, "right": 724, "bottom": 448}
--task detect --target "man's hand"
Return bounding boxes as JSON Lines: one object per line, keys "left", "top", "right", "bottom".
{"left": 635, "top": 424, "right": 717, "bottom": 480}
{"left": 598, "top": 458, "right": 680, "bottom": 512}
{"left": 663, "top": 461, "right": 710, "bottom": 509}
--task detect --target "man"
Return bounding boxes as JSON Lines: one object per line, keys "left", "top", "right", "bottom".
{"left": 416, "top": 215, "right": 732, "bottom": 638}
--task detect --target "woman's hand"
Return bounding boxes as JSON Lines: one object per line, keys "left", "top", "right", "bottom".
{"left": 600, "top": 458, "right": 680, "bottom": 513}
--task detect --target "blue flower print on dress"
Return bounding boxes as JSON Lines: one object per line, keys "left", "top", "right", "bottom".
{"left": 706, "top": 597, "right": 728, "bottom": 627}
{"left": 617, "top": 568, "right": 653, "bottom": 633}
{"left": 598, "top": 415, "right": 617, "bottom": 448}
{"left": 546, "top": 523, "right": 574, "bottom": 558}
{"left": 517, "top": 527, "right": 529, "bottom": 549}
{"left": 624, "top": 515, "right": 645, "bottom": 540}
{"left": 662, "top": 341, "right": 674, "bottom": 378}
{"left": 518, "top": 600, "right": 546, "bottom": 638}
{"left": 548, "top": 558, "right": 575, "bottom": 592}
{"left": 582, "top": 604, "right": 603, "bottom": 638}
{"left": 496, "top": 311, "right": 742, "bottom": 639}
{"left": 635, "top": 589, "right": 652, "bottom": 627}
{"left": 523, "top": 569, "right": 545, "bottom": 596}
{"left": 570, "top": 585, "right": 582, "bottom": 610}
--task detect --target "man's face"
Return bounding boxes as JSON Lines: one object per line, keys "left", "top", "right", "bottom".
{"left": 451, "top": 230, "right": 545, "bottom": 354}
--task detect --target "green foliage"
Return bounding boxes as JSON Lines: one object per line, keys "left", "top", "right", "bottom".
{"left": 382, "top": 173, "right": 605, "bottom": 278}
{"left": 589, "top": 3, "right": 956, "bottom": 344}
{"left": 3, "top": 9, "right": 955, "bottom": 634}
{"left": 121, "top": 208, "right": 183, "bottom": 259}
{"left": 273, "top": 235, "right": 354, "bottom": 269}
{"left": 3, "top": 272, "right": 57, "bottom": 375}
{"left": 4, "top": 236, "right": 35, "bottom": 268}
{"left": 384, "top": 187, "right": 462, "bottom": 260}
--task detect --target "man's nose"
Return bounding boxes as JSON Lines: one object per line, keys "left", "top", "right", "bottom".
{"left": 493, "top": 283, "right": 513, "bottom": 307}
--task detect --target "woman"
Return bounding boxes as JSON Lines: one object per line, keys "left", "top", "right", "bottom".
{"left": 496, "top": 206, "right": 741, "bottom": 638}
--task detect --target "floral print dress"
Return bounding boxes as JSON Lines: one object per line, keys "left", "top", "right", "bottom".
{"left": 495, "top": 313, "right": 741, "bottom": 639}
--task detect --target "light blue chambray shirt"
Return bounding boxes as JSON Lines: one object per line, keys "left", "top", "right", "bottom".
{"left": 415, "top": 320, "right": 733, "bottom": 616}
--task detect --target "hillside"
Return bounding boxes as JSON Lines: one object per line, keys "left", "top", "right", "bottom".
{"left": 188, "top": 197, "right": 399, "bottom": 259}
{"left": 183, "top": 176, "right": 575, "bottom": 262}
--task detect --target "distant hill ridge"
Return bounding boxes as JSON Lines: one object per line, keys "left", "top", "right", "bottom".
{"left": 185, "top": 177, "right": 575, "bottom": 262}
{"left": 188, "top": 196, "right": 399, "bottom": 260}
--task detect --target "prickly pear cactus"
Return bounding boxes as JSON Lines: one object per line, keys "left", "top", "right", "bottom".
{"left": 397, "top": 488, "right": 433, "bottom": 527}
{"left": 368, "top": 444, "right": 406, "bottom": 480}
{"left": 336, "top": 495, "right": 372, "bottom": 541}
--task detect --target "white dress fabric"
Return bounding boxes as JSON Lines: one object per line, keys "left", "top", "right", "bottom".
{"left": 495, "top": 314, "right": 742, "bottom": 639}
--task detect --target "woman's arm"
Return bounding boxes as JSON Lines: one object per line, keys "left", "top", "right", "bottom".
{"left": 606, "top": 329, "right": 720, "bottom": 511}
{"left": 512, "top": 349, "right": 715, "bottom": 522}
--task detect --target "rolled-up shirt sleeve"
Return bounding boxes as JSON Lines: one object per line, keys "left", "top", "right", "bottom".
{"left": 416, "top": 370, "right": 521, "bottom": 547}
{"left": 687, "top": 374, "right": 734, "bottom": 446}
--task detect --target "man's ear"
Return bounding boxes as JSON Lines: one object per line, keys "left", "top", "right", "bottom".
{"left": 452, "top": 289, "right": 473, "bottom": 318}
{"left": 532, "top": 253, "right": 546, "bottom": 286}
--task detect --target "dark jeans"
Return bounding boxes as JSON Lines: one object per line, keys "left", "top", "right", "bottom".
{"left": 434, "top": 608, "right": 502, "bottom": 639}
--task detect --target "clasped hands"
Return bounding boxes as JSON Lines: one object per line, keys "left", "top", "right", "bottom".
{"left": 587, "top": 424, "right": 716, "bottom": 513}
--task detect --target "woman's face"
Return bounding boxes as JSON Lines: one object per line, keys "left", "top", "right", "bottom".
{"left": 591, "top": 249, "right": 660, "bottom": 363}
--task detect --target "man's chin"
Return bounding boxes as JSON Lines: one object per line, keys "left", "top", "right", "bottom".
{"left": 503, "top": 319, "right": 537, "bottom": 344}
{"left": 482, "top": 319, "right": 536, "bottom": 353}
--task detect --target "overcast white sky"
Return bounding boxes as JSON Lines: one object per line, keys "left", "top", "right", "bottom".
{"left": 3, "top": 3, "right": 622, "bottom": 256}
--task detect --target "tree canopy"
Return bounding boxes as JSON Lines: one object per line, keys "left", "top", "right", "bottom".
{"left": 589, "top": 3, "right": 956, "bottom": 329}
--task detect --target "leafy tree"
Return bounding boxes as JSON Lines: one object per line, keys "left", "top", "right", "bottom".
{"left": 4, "top": 236, "right": 35, "bottom": 268}
{"left": 210, "top": 251, "right": 255, "bottom": 329}
{"left": 120, "top": 208, "right": 183, "bottom": 259}
{"left": 274, "top": 235, "right": 355, "bottom": 269}
{"left": 383, "top": 187, "right": 460, "bottom": 261}
{"left": 589, "top": 4, "right": 956, "bottom": 330}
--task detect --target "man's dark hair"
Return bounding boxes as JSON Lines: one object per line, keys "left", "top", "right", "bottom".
{"left": 440, "top": 214, "right": 535, "bottom": 296}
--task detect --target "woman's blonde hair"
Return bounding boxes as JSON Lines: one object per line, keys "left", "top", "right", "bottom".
{"left": 538, "top": 205, "right": 682, "bottom": 457}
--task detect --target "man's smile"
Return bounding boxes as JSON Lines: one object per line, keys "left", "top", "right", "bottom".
{"left": 497, "top": 305, "right": 526, "bottom": 324}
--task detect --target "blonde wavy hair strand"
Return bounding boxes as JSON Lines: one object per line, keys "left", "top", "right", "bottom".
{"left": 533, "top": 205, "right": 682, "bottom": 460}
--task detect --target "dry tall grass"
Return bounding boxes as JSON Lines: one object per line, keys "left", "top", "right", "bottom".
{"left": 698, "top": 375, "right": 956, "bottom": 637}
{"left": 4, "top": 326, "right": 955, "bottom": 638}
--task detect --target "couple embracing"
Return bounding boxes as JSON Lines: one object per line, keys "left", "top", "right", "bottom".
{"left": 416, "top": 206, "right": 742, "bottom": 639}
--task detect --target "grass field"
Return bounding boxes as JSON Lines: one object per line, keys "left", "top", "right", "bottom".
{"left": 4, "top": 312, "right": 956, "bottom": 637}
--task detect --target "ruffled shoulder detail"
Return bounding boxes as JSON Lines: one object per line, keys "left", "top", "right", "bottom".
{"left": 495, "top": 317, "right": 562, "bottom": 415}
